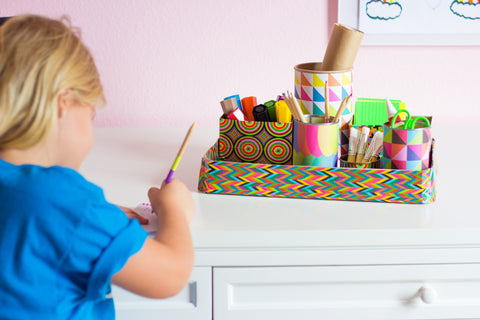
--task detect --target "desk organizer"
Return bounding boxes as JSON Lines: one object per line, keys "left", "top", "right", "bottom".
{"left": 198, "top": 141, "right": 435, "bottom": 204}
{"left": 219, "top": 118, "right": 293, "bottom": 165}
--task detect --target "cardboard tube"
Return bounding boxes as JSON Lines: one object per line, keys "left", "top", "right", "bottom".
{"left": 322, "top": 24, "right": 364, "bottom": 71}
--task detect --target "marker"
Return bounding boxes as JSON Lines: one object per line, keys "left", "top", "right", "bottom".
{"left": 241, "top": 96, "right": 257, "bottom": 121}
{"left": 224, "top": 94, "right": 242, "bottom": 111}
{"left": 226, "top": 108, "right": 245, "bottom": 121}
{"left": 275, "top": 100, "right": 292, "bottom": 123}
{"left": 165, "top": 122, "right": 195, "bottom": 183}
{"left": 220, "top": 98, "right": 238, "bottom": 116}
{"left": 264, "top": 100, "right": 277, "bottom": 122}
{"left": 252, "top": 104, "right": 269, "bottom": 121}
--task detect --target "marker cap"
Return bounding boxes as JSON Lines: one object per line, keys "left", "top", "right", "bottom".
{"left": 252, "top": 104, "right": 269, "bottom": 121}
{"left": 241, "top": 96, "right": 257, "bottom": 121}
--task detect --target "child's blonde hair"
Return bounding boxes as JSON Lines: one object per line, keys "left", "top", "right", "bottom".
{"left": 0, "top": 15, "right": 105, "bottom": 149}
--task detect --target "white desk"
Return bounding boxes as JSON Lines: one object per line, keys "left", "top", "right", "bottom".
{"left": 81, "top": 122, "right": 480, "bottom": 320}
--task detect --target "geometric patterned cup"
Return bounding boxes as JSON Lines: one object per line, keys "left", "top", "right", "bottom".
{"left": 293, "top": 115, "right": 339, "bottom": 167}
{"left": 381, "top": 123, "right": 432, "bottom": 170}
{"left": 294, "top": 62, "right": 354, "bottom": 125}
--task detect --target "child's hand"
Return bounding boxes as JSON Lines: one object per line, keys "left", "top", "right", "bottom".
{"left": 113, "top": 178, "right": 194, "bottom": 299}
{"left": 148, "top": 179, "right": 195, "bottom": 223}
{"left": 117, "top": 205, "right": 149, "bottom": 225}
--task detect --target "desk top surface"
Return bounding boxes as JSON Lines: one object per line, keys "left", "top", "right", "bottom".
{"left": 81, "top": 123, "right": 479, "bottom": 248}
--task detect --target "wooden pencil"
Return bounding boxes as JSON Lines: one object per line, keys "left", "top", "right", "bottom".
{"left": 332, "top": 94, "right": 352, "bottom": 123}
{"left": 324, "top": 80, "right": 329, "bottom": 123}
{"left": 290, "top": 93, "right": 307, "bottom": 123}
{"left": 286, "top": 92, "right": 306, "bottom": 123}
{"left": 283, "top": 92, "right": 306, "bottom": 123}
{"left": 281, "top": 93, "right": 295, "bottom": 120}
{"left": 165, "top": 122, "right": 195, "bottom": 183}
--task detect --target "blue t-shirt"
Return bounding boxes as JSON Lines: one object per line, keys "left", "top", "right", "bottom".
{"left": 0, "top": 158, "right": 148, "bottom": 319}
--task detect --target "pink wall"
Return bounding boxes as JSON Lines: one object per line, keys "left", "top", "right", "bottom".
{"left": 2, "top": 1, "right": 479, "bottom": 128}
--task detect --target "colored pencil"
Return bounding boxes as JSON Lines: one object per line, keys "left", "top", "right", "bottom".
{"left": 165, "top": 122, "right": 195, "bottom": 183}
{"left": 332, "top": 94, "right": 352, "bottom": 123}
{"left": 324, "top": 80, "right": 329, "bottom": 123}
{"left": 283, "top": 92, "right": 307, "bottom": 123}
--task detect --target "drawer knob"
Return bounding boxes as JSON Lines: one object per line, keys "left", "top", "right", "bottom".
{"left": 419, "top": 286, "right": 437, "bottom": 304}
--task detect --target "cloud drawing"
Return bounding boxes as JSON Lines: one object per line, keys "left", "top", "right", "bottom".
{"left": 366, "top": 0, "right": 403, "bottom": 20}
{"left": 450, "top": 1, "right": 480, "bottom": 19}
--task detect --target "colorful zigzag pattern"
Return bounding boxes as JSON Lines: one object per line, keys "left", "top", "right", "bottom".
{"left": 198, "top": 143, "right": 435, "bottom": 204}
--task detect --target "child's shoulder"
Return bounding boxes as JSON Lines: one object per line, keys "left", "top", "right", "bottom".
{"left": 37, "top": 165, "right": 104, "bottom": 200}
{"left": 1, "top": 162, "right": 105, "bottom": 202}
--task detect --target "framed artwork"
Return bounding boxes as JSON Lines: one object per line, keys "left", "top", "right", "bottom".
{"left": 338, "top": 0, "right": 480, "bottom": 45}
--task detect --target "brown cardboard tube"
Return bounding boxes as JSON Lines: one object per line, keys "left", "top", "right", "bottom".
{"left": 322, "top": 23, "right": 364, "bottom": 72}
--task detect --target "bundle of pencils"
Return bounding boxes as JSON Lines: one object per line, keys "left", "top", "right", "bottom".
{"left": 332, "top": 94, "right": 352, "bottom": 123}
{"left": 282, "top": 92, "right": 307, "bottom": 123}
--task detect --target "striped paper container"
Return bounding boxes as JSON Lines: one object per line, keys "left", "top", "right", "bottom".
{"left": 198, "top": 140, "right": 436, "bottom": 204}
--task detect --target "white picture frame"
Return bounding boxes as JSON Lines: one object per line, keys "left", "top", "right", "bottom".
{"left": 338, "top": 0, "right": 480, "bottom": 46}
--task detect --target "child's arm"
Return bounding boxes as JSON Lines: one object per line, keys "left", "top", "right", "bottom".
{"left": 117, "top": 205, "right": 149, "bottom": 224}
{"left": 111, "top": 178, "right": 194, "bottom": 298}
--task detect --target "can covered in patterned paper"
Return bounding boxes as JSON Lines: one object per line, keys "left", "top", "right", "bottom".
{"left": 218, "top": 118, "right": 293, "bottom": 165}
{"left": 294, "top": 62, "right": 353, "bottom": 121}
{"left": 293, "top": 115, "right": 338, "bottom": 167}
{"left": 294, "top": 62, "right": 353, "bottom": 156}
{"left": 381, "top": 123, "right": 432, "bottom": 170}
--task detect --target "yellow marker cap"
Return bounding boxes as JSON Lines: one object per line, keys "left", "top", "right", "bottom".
{"left": 275, "top": 100, "right": 292, "bottom": 123}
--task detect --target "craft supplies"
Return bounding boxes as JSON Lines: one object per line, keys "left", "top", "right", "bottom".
{"left": 324, "top": 80, "right": 330, "bottom": 123}
{"left": 241, "top": 96, "right": 257, "bottom": 121}
{"left": 294, "top": 63, "right": 354, "bottom": 124}
{"left": 386, "top": 99, "right": 403, "bottom": 124}
{"left": 347, "top": 127, "right": 359, "bottom": 163}
{"left": 201, "top": 19, "right": 438, "bottom": 204}
{"left": 293, "top": 115, "right": 338, "bottom": 167}
{"left": 354, "top": 98, "right": 405, "bottom": 126}
{"left": 220, "top": 98, "right": 238, "bottom": 116}
{"left": 252, "top": 104, "right": 269, "bottom": 121}
{"left": 264, "top": 100, "right": 277, "bottom": 121}
{"left": 390, "top": 109, "right": 431, "bottom": 129}
{"left": 275, "top": 100, "right": 292, "bottom": 123}
{"left": 226, "top": 108, "right": 245, "bottom": 121}
{"left": 283, "top": 92, "right": 307, "bottom": 123}
{"left": 355, "top": 126, "right": 370, "bottom": 163}
{"left": 362, "top": 131, "right": 383, "bottom": 163}
{"left": 218, "top": 117, "right": 293, "bottom": 165}
{"left": 382, "top": 110, "right": 432, "bottom": 170}
{"left": 224, "top": 94, "right": 242, "bottom": 112}
{"left": 333, "top": 94, "right": 352, "bottom": 123}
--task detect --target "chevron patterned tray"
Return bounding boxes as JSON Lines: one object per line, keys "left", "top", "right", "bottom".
{"left": 198, "top": 142, "right": 435, "bottom": 204}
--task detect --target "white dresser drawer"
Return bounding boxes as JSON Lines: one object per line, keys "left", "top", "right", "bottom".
{"left": 213, "top": 264, "right": 480, "bottom": 320}
{"left": 113, "top": 266, "right": 211, "bottom": 320}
